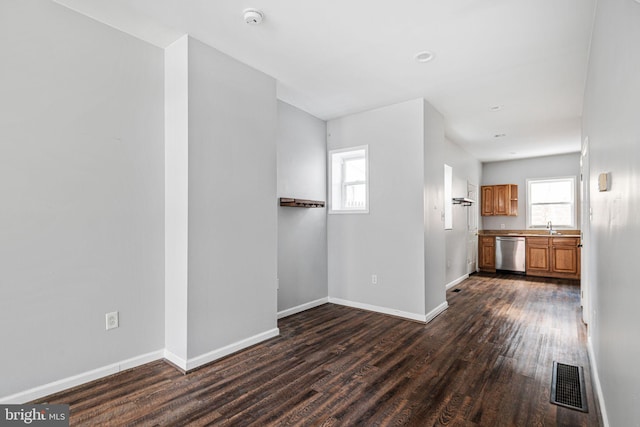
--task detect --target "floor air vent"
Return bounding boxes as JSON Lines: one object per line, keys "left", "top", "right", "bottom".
{"left": 550, "top": 361, "right": 588, "bottom": 412}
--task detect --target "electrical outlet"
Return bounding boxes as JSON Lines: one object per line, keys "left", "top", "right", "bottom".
{"left": 105, "top": 311, "right": 119, "bottom": 330}
{"left": 371, "top": 274, "right": 378, "bottom": 285}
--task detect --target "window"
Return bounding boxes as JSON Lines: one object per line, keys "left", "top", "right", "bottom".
{"left": 526, "top": 177, "right": 576, "bottom": 228}
{"left": 329, "top": 146, "right": 369, "bottom": 213}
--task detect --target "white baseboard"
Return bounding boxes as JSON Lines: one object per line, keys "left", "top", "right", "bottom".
{"left": 0, "top": 350, "right": 164, "bottom": 404}
{"left": 185, "top": 328, "right": 280, "bottom": 371}
{"left": 163, "top": 349, "right": 188, "bottom": 372}
{"left": 328, "top": 297, "right": 430, "bottom": 323}
{"left": 277, "top": 297, "right": 328, "bottom": 319}
{"left": 1, "top": 328, "right": 281, "bottom": 404}
{"left": 425, "top": 301, "right": 449, "bottom": 323}
{"left": 588, "top": 337, "right": 609, "bottom": 427}
{"left": 446, "top": 274, "right": 469, "bottom": 290}
{"left": 0, "top": 300, "right": 451, "bottom": 404}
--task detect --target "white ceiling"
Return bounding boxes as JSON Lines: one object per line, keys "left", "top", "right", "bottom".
{"left": 54, "top": 0, "right": 597, "bottom": 162}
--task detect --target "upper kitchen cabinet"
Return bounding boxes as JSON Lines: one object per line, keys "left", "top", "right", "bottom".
{"left": 481, "top": 184, "right": 518, "bottom": 216}
{"left": 481, "top": 186, "right": 494, "bottom": 216}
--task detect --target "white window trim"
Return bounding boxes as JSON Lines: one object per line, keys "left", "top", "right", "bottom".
{"left": 526, "top": 176, "right": 577, "bottom": 229}
{"left": 328, "top": 145, "right": 369, "bottom": 214}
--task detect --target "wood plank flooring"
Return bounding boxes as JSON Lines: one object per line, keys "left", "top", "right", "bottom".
{"left": 35, "top": 274, "right": 602, "bottom": 426}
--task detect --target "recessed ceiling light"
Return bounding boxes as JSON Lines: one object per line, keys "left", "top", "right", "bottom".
{"left": 494, "top": 133, "right": 506, "bottom": 138}
{"left": 489, "top": 105, "right": 503, "bottom": 112}
{"left": 414, "top": 51, "right": 435, "bottom": 63}
{"left": 243, "top": 8, "right": 264, "bottom": 25}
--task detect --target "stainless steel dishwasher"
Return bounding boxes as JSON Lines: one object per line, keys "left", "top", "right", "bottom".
{"left": 495, "top": 236, "right": 526, "bottom": 273}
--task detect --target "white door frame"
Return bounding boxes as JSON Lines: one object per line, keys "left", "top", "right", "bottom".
{"left": 580, "top": 137, "right": 591, "bottom": 327}
{"left": 467, "top": 182, "right": 478, "bottom": 275}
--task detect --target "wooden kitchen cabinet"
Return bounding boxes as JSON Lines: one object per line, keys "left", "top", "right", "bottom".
{"left": 526, "top": 237, "right": 550, "bottom": 276}
{"left": 478, "top": 236, "right": 496, "bottom": 272}
{"left": 525, "top": 236, "right": 580, "bottom": 279}
{"left": 481, "top": 184, "right": 518, "bottom": 216}
{"left": 481, "top": 186, "right": 494, "bottom": 216}
{"left": 550, "top": 237, "right": 580, "bottom": 278}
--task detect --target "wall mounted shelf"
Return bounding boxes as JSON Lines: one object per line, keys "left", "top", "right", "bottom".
{"left": 452, "top": 198, "right": 476, "bottom": 207}
{"left": 279, "top": 198, "right": 325, "bottom": 208}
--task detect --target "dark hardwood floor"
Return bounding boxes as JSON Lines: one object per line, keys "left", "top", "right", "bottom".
{"left": 36, "top": 274, "right": 602, "bottom": 426}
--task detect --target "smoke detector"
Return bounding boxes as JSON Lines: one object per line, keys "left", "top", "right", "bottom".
{"left": 243, "top": 9, "right": 264, "bottom": 25}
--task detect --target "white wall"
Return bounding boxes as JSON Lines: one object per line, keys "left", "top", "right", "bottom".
{"left": 0, "top": 2, "right": 280, "bottom": 398}
{"left": 326, "top": 99, "right": 448, "bottom": 320}
{"left": 327, "top": 100, "right": 427, "bottom": 318}
{"left": 482, "top": 153, "right": 580, "bottom": 230}
{"left": 0, "top": 0, "right": 164, "bottom": 397}
{"left": 276, "top": 102, "right": 328, "bottom": 314}
{"left": 186, "top": 37, "right": 278, "bottom": 358}
{"left": 164, "top": 35, "right": 189, "bottom": 363}
{"left": 422, "top": 101, "right": 447, "bottom": 314}
{"left": 444, "top": 139, "right": 482, "bottom": 285}
{"left": 582, "top": 0, "right": 640, "bottom": 425}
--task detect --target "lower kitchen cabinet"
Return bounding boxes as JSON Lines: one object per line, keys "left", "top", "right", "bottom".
{"left": 478, "top": 236, "right": 496, "bottom": 272}
{"left": 550, "top": 238, "right": 580, "bottom": 278}
{"left": 526, "top": 236, "right": 580, "bottom": 279}
{"left": 479, "top": 234, "right": 581, "bottom": 279}
{"left": 526, "top": 237, "right": 551, "bottom": 276}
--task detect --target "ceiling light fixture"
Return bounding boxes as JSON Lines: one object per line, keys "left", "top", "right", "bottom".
{"left": 243, "top": 8, "right": 264, "bottom": 25}
{"left": 414, "top": 51, "right": 435, "bottom": 63}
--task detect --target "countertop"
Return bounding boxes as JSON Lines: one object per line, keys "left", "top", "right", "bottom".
{"left": 479, "top": 230, "right": 580, "bottom": 238}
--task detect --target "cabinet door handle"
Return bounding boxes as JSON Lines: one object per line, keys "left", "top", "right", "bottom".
{"left": 577, "top": 244, "right": 583, "bottom": 248}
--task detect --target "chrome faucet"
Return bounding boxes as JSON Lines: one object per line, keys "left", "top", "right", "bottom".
{"left": 547, "top": 221, "right": 554, "bottom": 234}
